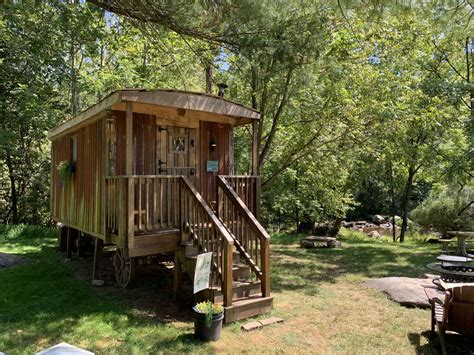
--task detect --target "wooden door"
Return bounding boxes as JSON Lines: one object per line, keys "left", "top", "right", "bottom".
{"left": 157, "top": 125, "right": 197, "bottom": 182}
{"left": 200, "top": 121, "right": 231, "bottom": 208}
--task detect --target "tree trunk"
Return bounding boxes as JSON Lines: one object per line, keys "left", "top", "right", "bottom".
{"left": 205, "top": 62, "right": 212, "bottom": 94}
{"left": 5, "top": 154, "right": 19, "bottom": 224}
{"left": 70, "top": 34, "right": 79, "bottom": 115}
{"left": 329, "top": 217, "right": 343, "bottom": 237}
{"left": 399, "top": 166, "right": 416, "bottom": 243}
{"left": 389, "top": 163, "right": 397, "bottom": 242}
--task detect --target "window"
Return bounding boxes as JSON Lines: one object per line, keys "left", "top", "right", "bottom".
{"left": 170, "top": 134, "right": 187, "bottom": 153}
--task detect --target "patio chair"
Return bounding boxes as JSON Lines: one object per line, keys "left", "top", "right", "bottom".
{"left": 426, "top": 282, "right": 474, "bottom": 355}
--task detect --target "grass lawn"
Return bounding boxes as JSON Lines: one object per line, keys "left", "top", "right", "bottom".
{"left": 1, "top": 225, "right": 473, "bottom": 354}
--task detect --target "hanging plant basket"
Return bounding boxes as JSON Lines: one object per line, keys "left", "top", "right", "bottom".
{"left": 57, "top": 160, "right": 75, "bottom": 185}
{"left": 193, "top": 301, "right": 224, "bottom": 341}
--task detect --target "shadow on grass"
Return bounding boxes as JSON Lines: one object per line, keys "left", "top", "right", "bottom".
{"left": 0, "top": 225, "right": 206, "bottom": 353}
{"left": 408, "top": 331, "right": 474, "bottom": 355}
{"left": 270, "top": 236, "right": 438, "bottom": 293}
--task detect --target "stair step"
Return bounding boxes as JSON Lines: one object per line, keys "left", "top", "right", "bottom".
{"left": 233, "top": 264, "right": 251, "bottom": 280}
{"left": 213, "top": 281, "right": 261, "bottom": 303}
{"left": 224, "top": 296, "right": 273, "bottom": 323}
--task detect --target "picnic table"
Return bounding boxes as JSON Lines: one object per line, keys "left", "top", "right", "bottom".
{"left": 447, "top": 231, "right": 474, "bottom": 257}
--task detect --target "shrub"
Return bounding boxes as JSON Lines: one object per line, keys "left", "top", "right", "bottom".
{"left": 410, "top": 185, "right": 473, "bottom": 236}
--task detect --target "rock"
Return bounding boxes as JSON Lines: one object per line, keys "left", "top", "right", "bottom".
{"left": 241, "top": 321, "right": 263, "bottom": 332}
{"left": 300, "top": 236, "right": 341, "bottom": 249}
{"left": 0, "top": 252, "right": 25, "bottom": 268}
{"left": 36, "top": 342, "right": 94, "bottom": 355}
{"left": 327, "top": 239, "right": 342, "bottom": 248}
{"left": 367, "top": 231, "right": 381, "bottom": 238}
{"left": 91, "top": 279, "right": 105, "bottom": 287}
{"left": 364, "top": 277, "right": 437, "bottom": 308}
{"left": 372, "top": 214, "right": 385, "bottom": 223}
{"left": 241, "top": 317, "right": 284, "bottom": 331}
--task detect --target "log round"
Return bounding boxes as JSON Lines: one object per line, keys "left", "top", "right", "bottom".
{"left": 113, "top": 247, "right": 136, "bottom": 288}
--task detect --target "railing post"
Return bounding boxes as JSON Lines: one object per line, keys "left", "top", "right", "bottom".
{"left": 117, "top": 178, "right": 126, "bottom": 248}
{"left": 255, "top": 176, "right": 261, "bottom": 221}
{"left": 223, "top": 240, "right": 233, "bottom": 307}
{"left": 127, "top": 177, "right": 135, "bottom": 250}
{"left": 179, "top": 178, "right": 187, "bottom": 243}
{"left": 261, "top": 238, "right": 270, "bottom": 297}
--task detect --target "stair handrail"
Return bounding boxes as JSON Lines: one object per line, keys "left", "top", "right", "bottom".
{"left": 179, "top": 176, "right": 234, "bottom": 306}
{"left": 217, "top": 176, "right": 271, "bottom": 297}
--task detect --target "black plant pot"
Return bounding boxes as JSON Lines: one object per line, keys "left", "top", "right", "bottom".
{"left": 193, "top": 311, "right": 224, "bottom": 341}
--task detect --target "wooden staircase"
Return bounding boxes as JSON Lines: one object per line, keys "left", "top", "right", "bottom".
{"left": 175, "top": 176, "right": 272, "bottom": 323}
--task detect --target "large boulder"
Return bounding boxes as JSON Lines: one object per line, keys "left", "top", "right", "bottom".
{"left": 372, "top": 214, "right": 385, "bottom": 224}
{"left": 365, "top": 277, "right": 438, "bottom": 308}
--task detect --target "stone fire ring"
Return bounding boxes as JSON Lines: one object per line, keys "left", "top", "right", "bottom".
{"left": 300, "top": 236, "right": 341, "bottom": 249}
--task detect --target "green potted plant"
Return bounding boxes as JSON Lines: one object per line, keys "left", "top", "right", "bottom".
{"left": 57, "top": 160, "right": 75, "bottom": 186}
{"left": 193, "top": 301, "right": 224, "bottom": 341}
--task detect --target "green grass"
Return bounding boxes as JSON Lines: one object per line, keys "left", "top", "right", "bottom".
{"left": 0, "top": 225, "right": 208, "bottom": 354}
{"left": 0, "top": 225, "right": 473, "bottom": 354}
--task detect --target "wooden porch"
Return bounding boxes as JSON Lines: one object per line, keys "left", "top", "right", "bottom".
{"left": 105, "top": 174, "right": 271, "bottom": 322}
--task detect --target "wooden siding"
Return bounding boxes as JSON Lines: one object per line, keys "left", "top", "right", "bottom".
{"left": 51, "top": 119, "right": 105, "bottom": 237}
{"left": 200, "top": 121, "right": 231, "bottom": 204}
{"left": 112, "top": 110, "right": 197, "bottom": 179}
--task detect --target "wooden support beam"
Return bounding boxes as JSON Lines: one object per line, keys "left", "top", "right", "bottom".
{"left": 252, "top": 120, "right": 258, "bottom": 175}
{"left": 223, "top": 242, "right": 233, "bottom": 307}
{"left": 125, "top": 102, "right": 133, "bottom": 175}
{"left": 125, "top": 102, "right": 135, "bottom": 250}
{"left": 261, "top": 238, "right": 270, "bottom": 297}
{"left": 173, "top": 251, "right": 182, "bottom": 299}
{"left": 66, "top": 227, "right": 71, "bottom": 259}
{"left": 92, "top": 237, "right": 98, "bottom": 282}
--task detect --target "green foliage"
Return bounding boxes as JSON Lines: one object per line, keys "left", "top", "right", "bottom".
{"left": 0, "top": 225, "right": 209, "bottom": 353}
{"left": 1, "top": 1, "right": 472, "bottom": 233}
{"left": 193, "top": 301, "right": 223, "bottom": 328}
{"left": 57, "top": 161, "right": 74, "bottom": 185}
{"left": 411, "top": 185, "right": 474, "bottom": 235}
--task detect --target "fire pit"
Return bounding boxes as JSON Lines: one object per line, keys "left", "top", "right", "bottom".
{"left": 426, "top": 262, "right": 474, "bottom": 283}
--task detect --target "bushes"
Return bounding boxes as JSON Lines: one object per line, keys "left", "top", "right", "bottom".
{"left": 410, "top": 185, "right": 473, "bottom": 236}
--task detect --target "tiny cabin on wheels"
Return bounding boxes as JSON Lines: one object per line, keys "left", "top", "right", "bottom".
{"left": 48, "top": 89, "right": 272, "bottom": 322}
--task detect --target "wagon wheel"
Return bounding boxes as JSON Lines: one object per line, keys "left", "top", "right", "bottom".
{"left": 113, "top": 248, "right": 136, "bottom": 288}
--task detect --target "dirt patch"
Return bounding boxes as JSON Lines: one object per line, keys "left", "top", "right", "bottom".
{"left": 64, "top": 248, "right": 195, "bottom": 323}
{"left": 0, "top": 252, "right": 26, "bottom": 268}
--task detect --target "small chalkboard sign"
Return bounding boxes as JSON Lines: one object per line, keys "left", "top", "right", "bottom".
{"left": 206, "top": 160, "right": 218, "bottom": 172}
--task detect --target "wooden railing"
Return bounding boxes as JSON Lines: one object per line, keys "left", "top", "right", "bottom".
{"left": 133, "top": 175, "right": 181, "bottom": 232}
{"left": 217, "top": 176, "right": 270, "bottom": 297}
{"left": 105, "top": 175, "right": 235, "bottom": 306}
{"left": 106, "top": 175, "right": 181, "bottom": 236}
{"left": 219, "top": 175, "right": 260, "bottom": 219}
{"left": 180, "top": 176, "right": 234, "bottom": 306}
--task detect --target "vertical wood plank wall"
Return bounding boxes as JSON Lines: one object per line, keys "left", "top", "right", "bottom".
{"left": 52, "top": 108, "right": 235, "bottom": 238}
{"left": 113, "top": 110, "right": 197, "bottom": 177}
{"left": 52, "top": 119, "right": 105, "bottom": 237}
{"left": 200, "top": 121, "right": 231, "bottom": 204}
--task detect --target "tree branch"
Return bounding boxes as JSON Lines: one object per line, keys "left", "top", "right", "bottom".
{"left": 258, "top": 67, "right": 293, "bottom": 167}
